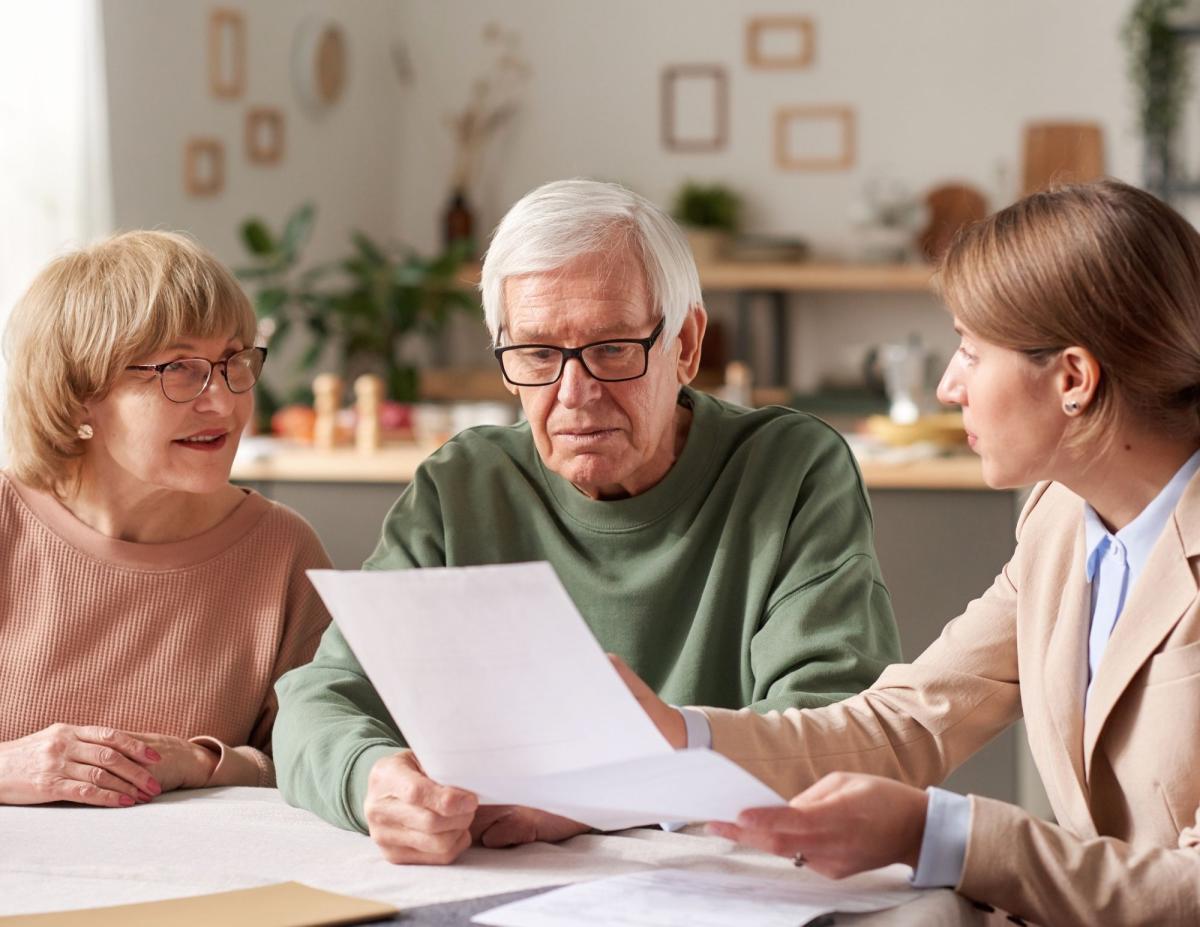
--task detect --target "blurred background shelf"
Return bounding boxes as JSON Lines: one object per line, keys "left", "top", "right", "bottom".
{"left": 462, "top": 260, "right": 935, "bottom": 293}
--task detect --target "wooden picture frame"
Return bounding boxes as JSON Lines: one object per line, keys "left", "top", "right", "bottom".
{"left": 246, "top": 107, "right": 285, "bottom": 164}
{"left": 184, "top": 138, "right": 224, "bottom": 196}
{"left": 209, "top": 8, "right": 246, "bottom": 100}
{"left": 774, "top": 106, "right": 856, "bottom": 171}
{"left": 661, "top": 65, "right": 728, "bottom": 153}
{"left": 746, "top": 16, "right": 815, "bottom": 70}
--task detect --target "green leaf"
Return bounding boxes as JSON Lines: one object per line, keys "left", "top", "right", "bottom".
{"left": 287, "top": 384, "right": 315, "bottom": 406}
{"left": 255, "top": 288, "right": 288, "bottom": 319}
{"left": 269, "top": 317, "right": 293, "bottom": 347}
{"left": 235, "top": 264, "right": 283, "bottom": 282}
{"left": 351, "top": 231, "right": 388, "bottom": 267}
{"left": 281, "top": 203, "right": 316, "bottom": 260}
{"left": 299, "top": 340, "right": 323, "bottom": 370}
{"left": 388, "top": 364, "right": 419, "bottom": 402}
{"left": 241, "top": 219, "right": 276, "bottom": 256}
{"left": 253, "top": 381, "right": 281, "bottom": 432}
{"left": 445, "top": 290, "right": 482, "bottom": 312}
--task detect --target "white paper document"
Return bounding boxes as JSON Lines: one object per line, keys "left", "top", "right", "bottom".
{"left": 471, "top": 866, "right": 922, "bottom": 927}
{"left": 307, "top": 563, "right": 785, "bottom": 829}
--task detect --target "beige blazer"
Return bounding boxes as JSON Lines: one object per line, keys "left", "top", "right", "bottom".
{"left": 701, "top": 474, "right": 1200, "bottom": 927}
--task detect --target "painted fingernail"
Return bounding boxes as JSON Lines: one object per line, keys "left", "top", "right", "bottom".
{"left": 145, "top": 748, "right": 161, "bottom": 762}
{"left": 119, "top": 795, "right": 135, "bottom": 807}
{"left": 147, "top": 779, "right": 162, "bottom": 796}
{"left": 137, "top": 790, "right": 153, "bottom": 803}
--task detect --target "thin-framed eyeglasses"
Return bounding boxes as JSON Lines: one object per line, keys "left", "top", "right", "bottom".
{"left": 126, "top": 346, "right": 268, "bottom": 403}
{"left": 494, "top": 319, "right": 665, "bottom": 387}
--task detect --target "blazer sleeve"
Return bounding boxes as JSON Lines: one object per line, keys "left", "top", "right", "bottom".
{"left": 959, "top": 795, "right": 1200, "bottom": 926}
{"left": 698, "top": 557, "right": 1023, "bottom": 798}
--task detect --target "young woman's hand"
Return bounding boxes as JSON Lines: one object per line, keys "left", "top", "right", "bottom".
{"left": 0, "top": 724, "right": 163, "bottom": 807}
{"left": 708, "top": 772, "right": 929, "bottom": 878}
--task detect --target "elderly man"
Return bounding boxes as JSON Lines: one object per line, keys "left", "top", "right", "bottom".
{"left": 273, "top": 179, "right": 900, "bottom": 864}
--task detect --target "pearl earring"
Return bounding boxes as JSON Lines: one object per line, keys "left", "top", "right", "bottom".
{"left": 76, "top": 424, "right": 94, "bottom": 440}
{"left": 1063, "top": 400, "right": 1080, "bottom": 415}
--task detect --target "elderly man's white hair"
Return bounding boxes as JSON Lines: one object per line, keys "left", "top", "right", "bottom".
{"left": 480, "top": 179, "right": 702, "bottom": 346}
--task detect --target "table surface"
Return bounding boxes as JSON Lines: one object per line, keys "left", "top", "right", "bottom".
{"left": 0, "top": 788, "right": 981, "bottom": 925}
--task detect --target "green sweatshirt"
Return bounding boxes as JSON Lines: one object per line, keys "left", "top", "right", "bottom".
{"left": 273, "top": 387, "right": 900, "bottom": 832}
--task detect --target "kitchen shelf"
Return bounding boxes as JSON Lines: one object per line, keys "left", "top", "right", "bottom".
{"left": 461, "top": 260, "right": 935, "bottom": 293}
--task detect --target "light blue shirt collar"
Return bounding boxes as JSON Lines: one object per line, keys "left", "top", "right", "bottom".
{"left": 1084, "top": 449, "right": 1200, "bottom": 582}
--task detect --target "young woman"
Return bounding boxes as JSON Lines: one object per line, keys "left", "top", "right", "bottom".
{"left": 0, "top": 231, "right": 330, "bottom": 807}
{"left": 618, "top": 179, "right": 1200, "bottom": 926}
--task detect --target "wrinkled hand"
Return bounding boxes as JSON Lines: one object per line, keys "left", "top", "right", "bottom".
{"left": 365, "top": 750, "right": 479, "bottom": 865}
{"left": 608, "top": 654, "right": 685, "bottom": 749}
{"left": 708, "top": 772, "right": 929, "bottom": 878}
{"left": 130, "top": 733, "right": 218, "bottom": 792}
{"left": 0, "top": 723, "right": 163, "bottom": 808}
{"left": 470, "top": 805, "right": 591, "bottom": 848}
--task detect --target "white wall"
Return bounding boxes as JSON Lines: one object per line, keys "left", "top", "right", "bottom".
{"left": 102, "top": 0, "right": 402, "bottom": 269}
{"left": 98, "top": 0, "right": 1149, "bottom": 392}
{"left": 393, "top": 0, "right": 1142, "bottom": 389}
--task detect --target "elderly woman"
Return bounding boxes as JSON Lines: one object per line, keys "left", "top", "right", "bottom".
{"left": 618, "top": 179, "right": 1200, "bottom": 926}
{"left": 0, "top": 231, "right": 330, "bottom": 808}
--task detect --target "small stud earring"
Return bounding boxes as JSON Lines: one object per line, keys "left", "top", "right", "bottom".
{"left": 76, "top": 424, "right": 94, "bottom": 440}
{"left": 1063, "top": 400, "right": 1080, "bottom": 415}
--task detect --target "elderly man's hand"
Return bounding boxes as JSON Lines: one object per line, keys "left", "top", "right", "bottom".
{"left": 365, "top": 751, "right": 479, "bottom": 865}
{"left": 608, "top": 654, "right": 686, "bottom": 749}
{"left": 707, "top": 772, "right": 928, "bottom": 878}
{"left": 470, "top": 805, "right": 590, "bottom": 848}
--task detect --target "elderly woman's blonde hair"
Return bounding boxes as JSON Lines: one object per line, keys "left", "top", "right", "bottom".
{"left": 4, "top": 230, "right": 256, "bottom": 495}
{"left": 939, "top": 178, "right": 1200, "bottom": 448}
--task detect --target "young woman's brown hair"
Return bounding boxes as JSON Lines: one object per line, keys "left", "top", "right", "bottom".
{"left": 938, "top": 178, "right": 1200, "bottom": 446}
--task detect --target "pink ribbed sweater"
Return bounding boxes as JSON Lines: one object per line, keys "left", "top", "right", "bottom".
{"left": 0, "top": 472, "right": 332, "bottom": 788}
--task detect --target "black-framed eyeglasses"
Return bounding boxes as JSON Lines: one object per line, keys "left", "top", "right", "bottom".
{"left": 494, "top": 319, "right": 665, "bottom": 387}
{"left": 126, "top": 346, "right": 268, "bottom": 403}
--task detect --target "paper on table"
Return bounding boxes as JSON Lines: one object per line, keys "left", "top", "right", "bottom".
{"left": 0, "top": 882, "right": 397, "bottom": 927}
{"left": 471, "top": 867, "right": 922, "bottom": 927}
{"left": 307, "top": 563, "right": 785, "bottom": 828}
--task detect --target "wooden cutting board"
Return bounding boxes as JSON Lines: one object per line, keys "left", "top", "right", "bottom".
{"left": 1021, "top": 122, "right": 1105, "bottom": 195}
{"left": 918, "top": 183, "right": 989, "bottom": 262}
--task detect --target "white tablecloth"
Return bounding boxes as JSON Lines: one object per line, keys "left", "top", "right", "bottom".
{"left": 0, "top": 788, "right": 982, "bottom": 924}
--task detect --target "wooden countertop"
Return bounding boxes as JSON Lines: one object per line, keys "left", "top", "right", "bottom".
{"left": 696, "top": 260, "right": 935, "bottom": 292}
{"left": 232, "top": 441, "right": 992, "bottom": 491}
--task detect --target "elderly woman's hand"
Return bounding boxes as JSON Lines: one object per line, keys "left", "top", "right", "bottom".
{"left": 131, "top": 733, "right": 219, "bottom": 792}
{"left": 608, "top": 654, "right": 686, "bottom": 749}
{"left": 0, "top": 723, "right": 164, "bottom": 807}
{"left": 708, "top": 772, "right": 929, "bottom": 878}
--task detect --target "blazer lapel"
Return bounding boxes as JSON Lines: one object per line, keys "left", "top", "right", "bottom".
{"left": 1083, "top": 477, "right": 1200, "bottom": 780}
{"left": 1042, "top": 517, "right": 1091, "bottom": 808}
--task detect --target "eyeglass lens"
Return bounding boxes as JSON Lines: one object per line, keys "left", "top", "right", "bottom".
{"left": 502, "top": 342, "right": 646, "bottom": 385}
{"left": 160, "top": 348, "right": 264, "bottom": 402}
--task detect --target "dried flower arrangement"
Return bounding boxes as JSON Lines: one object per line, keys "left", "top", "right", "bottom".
{"left": 447, "top": 23, "right": 531, "bottom": 193}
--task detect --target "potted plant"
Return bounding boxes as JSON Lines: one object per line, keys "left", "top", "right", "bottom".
{"left": 236, "top": 204, "right": 478, "bottom": 428}
{"left": 671, "top": 181, "right": 741, "bottom": 263}
{"left": 1123, "top": 0, "right": 1191, "bottom": 195}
